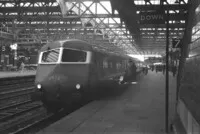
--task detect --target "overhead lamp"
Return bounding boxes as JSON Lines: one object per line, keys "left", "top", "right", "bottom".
{"left": 174, "top": 0, "right": 179, "bottom": 4}
{"left": 144, "top": 0, "right": 150, "bottom": 2}
{"left": 181, "top": 0, "right": 186, "bottom": 4}
{"left": 174, "top": 0, "right": 186, "bottom": 4}
{"left": 160, "top": 0, "right": 167, "bottom": 4}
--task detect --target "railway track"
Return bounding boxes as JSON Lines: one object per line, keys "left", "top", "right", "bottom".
{"left": 0, "top": 103, "right": 46, "bottom": 134}
{"left": 0, "top": 95, "right": 31, "bottom": 109}
{"left": 0, "top": 75, "right": 35, "bottom": 107}
{"left": 0, "top": 86, "right": 35, "bottom": 101}
{"left": 0, "top": 75, "right": 41, "bottom": 134}
{"left": 0, "top": 75, "right": 91, "bottom": 134}
{"left": 0, "top": 85, "right": 46, "bottom": 134}
{"left": 0, "top": 75, "right": 35, "bottom": 91}
{"left": 1, "top": 100, "right": 91, "bottom": 134}
{"left": 0, "top": 76, "right": 56, "bottom": 134}
{"left": 0, "top": 102, "right": 42, "bottom": 122}
{"left": 10, "top": 102, "right": 89, "bottom": 134}
{"left": 0, "top": 82, "right": 34, "bottom": 92}
{"left": 0, "top": 86, "right": 35, "bottom": 109}
{"left": 11, "top": 112, "right": 55, "bottom": 134}
{"left": 0, "top": 75, "right": 35, "bottom": 86}
{"left": 0, "top": 99, "right": 32, "bottom": 111}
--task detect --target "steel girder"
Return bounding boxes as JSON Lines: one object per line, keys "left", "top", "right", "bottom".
{"left": 0, "top": 0, "right": 140, "bottom": 55}
{"left": 109, "top": 0, "right": 189, "bottom": 55}
{"left": 0, "top": 0, "right": 191, "bottom": 55}
{"left": 57, "top": 0, "right": 139, "bottom": 55}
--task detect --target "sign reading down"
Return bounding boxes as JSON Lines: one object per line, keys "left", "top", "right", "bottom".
{"left": 139, "top": 10, "right": 166, "bottom": 24}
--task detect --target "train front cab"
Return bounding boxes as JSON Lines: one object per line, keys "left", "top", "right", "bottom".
{"left": 34, "top": 46, "right": 92, "bottom": 109}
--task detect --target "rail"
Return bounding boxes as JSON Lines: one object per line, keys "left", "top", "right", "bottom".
{"left": 11, "top": 113, "right": 54, "bottom": 134}
{"left": 0, "top": 74, "right": 46, "bottom": 134}
{"left": 0, "top": 75, "right": 35, "bottom": 86}
{"left": 0, "top": 102, "right": 42, "bottom": 122}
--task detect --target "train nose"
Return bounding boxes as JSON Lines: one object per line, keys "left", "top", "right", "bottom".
{"left": 36, "top": 84, "right": 42, "bottom": 90}
{"left": 31, "top": 84, "right": 44, "bottom": 101}
{"left": 35, "top": 79, "right": 60, "bottom": 102}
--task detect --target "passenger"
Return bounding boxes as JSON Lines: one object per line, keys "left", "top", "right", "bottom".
{"left": 152, "top": 65, "right": 154, "bottom": 71}
{"left": 121, "top": 59, "right": 137, "bottom": 84}
{"left": 172, "top": 65, "right": 177, "bottom": 77}
{"left": 142, "top": 66, "right": 146, "bottom": 74}
{"left": 163, "top": 65, "right": 165, "bottom": 74}
{"left": 20, "top": 61, "right": 25, "bottom": 72}
{"left": 145, "top": 65, "right": 148, "bottom": 75}
{"left": 17, "top": 60, "right": 21, "bottom": 71}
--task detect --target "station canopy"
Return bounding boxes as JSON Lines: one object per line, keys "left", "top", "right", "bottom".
{"left": 0, "top": 0, "right": 190, "bottom": 57}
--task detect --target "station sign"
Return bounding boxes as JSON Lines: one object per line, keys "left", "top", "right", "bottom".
{"left": 172, "top": 38, "right": 181, "bottom": 48}
{"left": 139, "top": 10, "right": 166, "bottom": 24}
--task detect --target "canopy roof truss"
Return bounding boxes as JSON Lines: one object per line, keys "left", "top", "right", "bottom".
{"left": 0, "top": 0, "right": 192, "bottom": 56}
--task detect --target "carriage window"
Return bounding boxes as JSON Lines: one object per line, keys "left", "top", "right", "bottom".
{"left": 41, "top": 49, "right": 60, "bottom": 63}
{"left": 62, "top": 49, "right": 87, "bottom": 62}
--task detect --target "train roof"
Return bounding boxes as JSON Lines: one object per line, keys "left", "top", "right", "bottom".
{"left": 40, "top": 39, "right": 139, "bottom": 61}
{"left": 40, "top": 39, "right": 93, "bottom": 51}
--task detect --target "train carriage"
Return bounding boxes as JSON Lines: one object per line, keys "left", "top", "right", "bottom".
{"left": 33, "top": 39, "right": 138, "bottom": 111}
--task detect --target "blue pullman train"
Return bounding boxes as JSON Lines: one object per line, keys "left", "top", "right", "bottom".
{"left": 33, "top": 39, "right": 141, "bottom": 111}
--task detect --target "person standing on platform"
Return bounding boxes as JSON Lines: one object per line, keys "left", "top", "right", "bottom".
{"left": 142, "top": 66, "right": 146, "bottom": 74}
{"left": 145, "top": 65, "right": 148, "bottom": 75}
{"left": 172, "top": 65, "right": 177, "bottom": 77}
{"left": 121, "top": 59, "right": 137, "bottom": 84}
{"left": 20, "top": 61, "right": 25, "bottom": 72}
{"left": 163, "top": 65, "right": 165, "bottom": 74}
{"left": 17, "top": 59, "right": 22, "bottom": 71}
{"left": 151, "top": 65, "right": 154, "bottom": 71}
{"left": 156, "top": 65, "right": 158, "bottom": 73}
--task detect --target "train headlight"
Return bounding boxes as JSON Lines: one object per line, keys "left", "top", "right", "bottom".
{"left": 37, "top": 84, "right": 42, "bottom": 89}
{"left": 76, "top": 84, "right": 81, "bottom": 89}
{"left": 119, "top": 76, "right": 124, "bottom": 82}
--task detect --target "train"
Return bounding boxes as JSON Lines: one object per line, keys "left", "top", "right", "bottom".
{"left": 32, "top": 39, "right": 142, "bottom": 111}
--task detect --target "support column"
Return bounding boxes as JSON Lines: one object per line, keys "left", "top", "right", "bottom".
{"left": 46, "top": 0, "right": 50, "bottom": 41}
{"left": 165, "top": 9, "right": 169, "bottom": 133}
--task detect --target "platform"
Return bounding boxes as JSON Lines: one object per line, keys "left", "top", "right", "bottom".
{"left": 37, "top": 71, "right": 177, "bottom": 134}
{"left": 0, "top": 71, "right": 36, "bottom": 78}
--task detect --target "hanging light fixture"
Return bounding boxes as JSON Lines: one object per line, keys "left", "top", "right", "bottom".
{"left": 180, "top": 0, "right": 186, "bottom": 4}
{"left": 144, "top": 0, "right": 150, "bottom": 2}
{"left": 175, "top": 0, "right": 186, "bottom": 4}
{"left": 174, "top": 0, "right": 180, "bottom": 4}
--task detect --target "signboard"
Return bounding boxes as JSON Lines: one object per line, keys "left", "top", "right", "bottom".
{"left": 139, "top": 10, "right": 166, "bottom": 24}
{"left": 172, "top": 38, "right": 181, "bottom": 48}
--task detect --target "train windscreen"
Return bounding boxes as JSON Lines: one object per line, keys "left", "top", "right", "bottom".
{"left": 41, "top": 49, "right": 60, "bottom": 63}
{"left": 62, "top": 48, "right": 87, "bottom": 62}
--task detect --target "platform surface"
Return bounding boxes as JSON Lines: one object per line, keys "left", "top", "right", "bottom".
{"left": 0, "top": 71, "right": 36, "bottom": 78}
{"left": 37, "top": 71, "right": 176, "bottom": 134}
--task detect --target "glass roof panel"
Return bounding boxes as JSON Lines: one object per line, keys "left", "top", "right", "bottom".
{"left": 134, "top": 0, "right": 188, "bottom": 5}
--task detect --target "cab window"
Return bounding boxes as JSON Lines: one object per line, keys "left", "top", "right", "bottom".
{"left": 62, "top": 48, "right": 87, "bottom": 62}
{"left": 41, "top": 48, "right": 60, "bottom": 63}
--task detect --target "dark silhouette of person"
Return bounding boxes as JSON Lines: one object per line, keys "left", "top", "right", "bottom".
{"left": 17, "top": 59, "right": 22, "bottom": 70}
{"left": 121, "top": 59, "right": 137, "bottom": 84}
{"left": 172, "top": 65, "right": 177, "bottom": 77}
{"left": 156, "top": 65, "right": 158, "bottom": 73}
{"left": 152, "top": 65, "right": 154, "bottom": 71}
{"left": 145, "top": 65, "right": 148, "bottom": 75}
{"left": 163, "top": 65, "right": 166, "bottom": 74}
{"left": 143, "top": 66, "right": 146, "bottom": 74}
